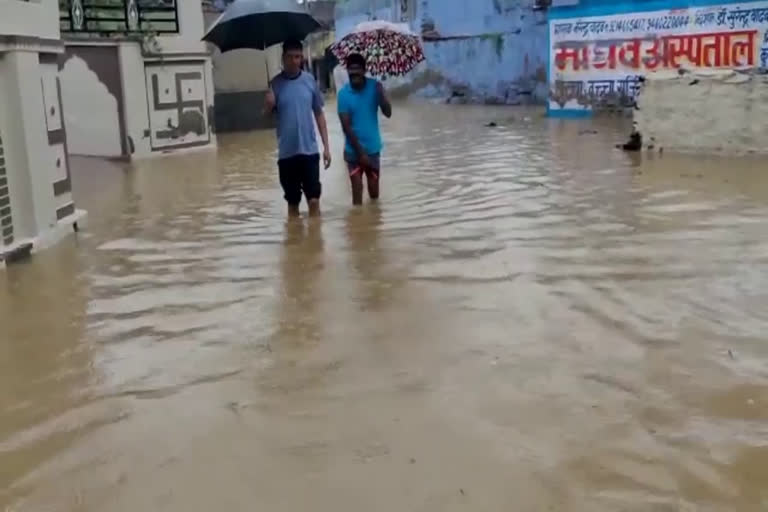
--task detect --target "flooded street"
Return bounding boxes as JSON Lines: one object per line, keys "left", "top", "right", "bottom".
{"left": 2, "top": 102, "right": 768, "bottom": 511}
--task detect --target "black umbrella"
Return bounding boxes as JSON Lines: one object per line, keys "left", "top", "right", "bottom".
{"left": 203, "top": 0, "right": 321, "bottom": 52}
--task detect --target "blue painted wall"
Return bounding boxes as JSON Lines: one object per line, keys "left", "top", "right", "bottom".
{"left": 422, "top": 0, "right": 530, "bottom": 35}
{"left": 335, "top": 0, "right": 550, "bottom": 103}
{"left": 419, "top": 29, "right": 548, "bottom": 103}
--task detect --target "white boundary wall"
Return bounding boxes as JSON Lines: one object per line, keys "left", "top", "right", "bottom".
{"left": 636, "top": 69, "right": 768, "bottom": 155}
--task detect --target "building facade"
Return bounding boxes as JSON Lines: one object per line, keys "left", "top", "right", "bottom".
{"left": 204, "top": 0, "right": 335, "bottom": 133}
{"left": 58, "top": 0, "right": 216, "bottom": 158}
{"left": 334, "top": 0, "right": 550, "bottom": 104}
{"left": 305, "top": 1, "right": 337, "bottom": 93}
{"left": 548, "top": 0, "right": 768, "bottom": 116}
{"left": 0, "top": 0, "right": 86, "bottom": 264}
{"left": 203, "top": 1, "right": 281, "bottom": 133}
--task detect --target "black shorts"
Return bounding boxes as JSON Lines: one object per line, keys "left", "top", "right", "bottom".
{"left": 278, "top": 153, "right": 321, "bottom": 205}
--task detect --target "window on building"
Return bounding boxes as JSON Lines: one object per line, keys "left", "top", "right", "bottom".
{"left": 59, "top": 0, "right": 179, "bottom": 35}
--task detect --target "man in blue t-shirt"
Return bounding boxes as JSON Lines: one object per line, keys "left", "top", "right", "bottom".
{"left": 264, "top": 40, "right": 331, "bottom": 217}
{"left": 337, "top": 53, "right": 392, "bottom": 206}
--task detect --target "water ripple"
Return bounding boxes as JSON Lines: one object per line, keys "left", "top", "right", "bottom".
{"left": 2, "top": 103, "right": 768, "bottom": 511}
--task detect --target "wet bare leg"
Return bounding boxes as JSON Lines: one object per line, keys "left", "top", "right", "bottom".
{"left": 307, "top": 198, "right": 321, "bottom": 217}
{"left": 366, "top": 169, "right": 380, "bottom": 201}
{"left": 350, "top": 174, "right": 364, "bottom": 206}
{"left": 288, "top": 203, "right": 301, "bottom": 218}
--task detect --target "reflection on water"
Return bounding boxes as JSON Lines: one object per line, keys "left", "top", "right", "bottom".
{"left": 2, "top": 103, "right": 768, "bottom": 511}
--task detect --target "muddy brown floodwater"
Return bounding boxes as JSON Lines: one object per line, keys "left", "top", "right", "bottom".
{"left": 2, "top": 102, "right": 768, "bottom": 511}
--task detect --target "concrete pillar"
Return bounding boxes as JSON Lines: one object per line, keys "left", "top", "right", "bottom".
{"left": 0, "top": 51, "right": 57, "bottom": 239}
{"left": 0, "top": 0, "right": 86, "bottom": 264}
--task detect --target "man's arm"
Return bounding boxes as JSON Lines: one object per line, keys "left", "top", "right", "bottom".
{"left": 376, "top": 81, "right": 392, "bottom": 118}
{"left": 339, "top": 112, "right": 372, "bottom": 168}
{"left": 339, "top": 112, "right": 365, "bottom": 156}
{"left": 311, "top": 79, "right": 331, "bottom": 169}
{"left": 263, "top": 90, "right": 276, "bottom": 116}
{"left": 263, "top": 79, "right": 276, "bottom": 116}
{"left": 314, "top": 109, "right": 331, "bottom": 169}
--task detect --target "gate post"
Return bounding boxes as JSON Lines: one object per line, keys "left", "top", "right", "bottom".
{"left": 0, "top": 0, "right": 86, "bottom": 265}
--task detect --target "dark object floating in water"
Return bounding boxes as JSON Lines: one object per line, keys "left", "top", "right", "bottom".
{"left": 617, "top": 129, "right": 642, "bottom": 151}
{"left": 485, "top": 122, "right": 498, "bottom": 127}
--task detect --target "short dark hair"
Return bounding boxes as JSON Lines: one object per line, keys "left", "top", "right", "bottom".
{"left": 282, "top": 39, "right": 303, "bottom": 53}
{"left": 345, "top": 53, "right": 366, "bottom": 69}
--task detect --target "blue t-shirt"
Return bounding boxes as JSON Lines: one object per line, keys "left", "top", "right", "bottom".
{"left": 271, "top": 71, "right": 324, "bottom": 160}
{"left": 337, "top": 78, "right": 382, "bottom": 157}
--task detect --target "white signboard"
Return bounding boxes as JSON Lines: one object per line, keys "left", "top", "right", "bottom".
{"left": 549, "top": 2, "right": 768, "bottom": 111}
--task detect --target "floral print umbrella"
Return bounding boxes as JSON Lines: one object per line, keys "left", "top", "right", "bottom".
{"left": 331, "top": 21, "right": 425, "bottom": 79}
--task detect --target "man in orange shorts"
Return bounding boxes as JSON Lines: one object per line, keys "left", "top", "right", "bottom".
{"left": 337, "top": 53, "right": 392, "bottom": 205}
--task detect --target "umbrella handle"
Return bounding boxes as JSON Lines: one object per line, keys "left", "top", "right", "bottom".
{"left": 264, "top": 37, "right": 272, "bottom": 91}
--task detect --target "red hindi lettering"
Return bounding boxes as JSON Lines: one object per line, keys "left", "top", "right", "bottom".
{"left": 593, "top": 43, "right": 617, "bottom": 70}
{"left": 555, "top": 46, "right": 589, "bottom": 71}
{"left": 731, "top": 30, "right": 757, "bottom": 66}
{"left": 644, "top": 38, "right": 670, "bottom": 70}
{"left": 665, "top": 34, "right": 703, "bottom": 68}
{"left": 702, "top": 32, "right": 733, "bottom": 67}
{"left": 618, "top": 39, "right": 642, "bottom": 69}
{"left": 659, "top": 30, "right": 756, "bottom": 69}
